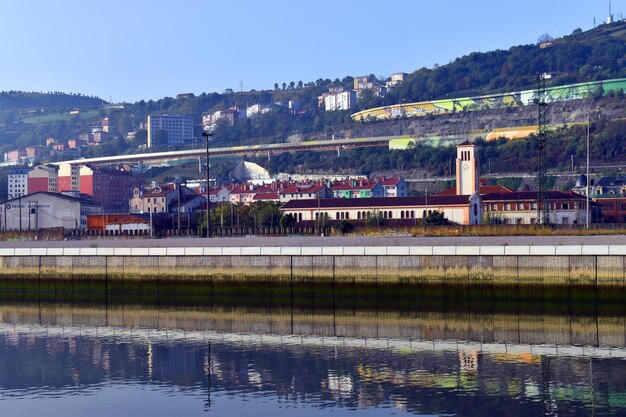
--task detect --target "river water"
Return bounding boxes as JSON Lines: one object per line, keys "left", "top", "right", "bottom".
{"left": 0, "top": 291, "right": 625, "bottom": 416}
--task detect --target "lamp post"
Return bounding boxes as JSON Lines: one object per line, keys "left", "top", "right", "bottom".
{"left": 202, "top": 129, "right": 214, "bottom": 238}
{"left": 586, "top": 112, "right": 590, "bottom": 228}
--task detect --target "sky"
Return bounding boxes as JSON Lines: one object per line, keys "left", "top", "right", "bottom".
{"left": 0, "top": 0, "right": 622, "bottom": 103}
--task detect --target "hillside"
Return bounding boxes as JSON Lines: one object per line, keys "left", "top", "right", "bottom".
{"left": 386, "top": 20, "right": 626, "bottom": 104}
{"left": 0, "top": 91, "right": 104, "bottom": 112}
{"left": 0, "top": 21, "right": 625, "bottom": 181}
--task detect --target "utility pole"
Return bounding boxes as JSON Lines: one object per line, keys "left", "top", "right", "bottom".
{"left": 202, "top": 129, "right": 214, "bottom": 238}
{"left": 534, "top": 73, "right": 551, "bottom": 226}
{"left": 586, "top": 112, "right": 591, "bottom": 228}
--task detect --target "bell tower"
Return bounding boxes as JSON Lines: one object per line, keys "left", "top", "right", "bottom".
{"left": 456, "top": 140, "right": 479, "bottom": 195}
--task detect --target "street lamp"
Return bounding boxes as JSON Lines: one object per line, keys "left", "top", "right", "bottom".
{"left": 202, "top": 129, "right": 214, "bottom": 238}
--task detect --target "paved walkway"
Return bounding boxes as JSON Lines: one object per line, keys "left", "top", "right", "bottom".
{"left": 0, "top": 235, "right": 624, "bottom": 248}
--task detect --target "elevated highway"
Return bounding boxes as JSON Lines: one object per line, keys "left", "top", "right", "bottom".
{"left": 51, "top": 136, "right": 393, "bottom": 166}
{"left": 50, "top": 133, "right": 467, "bottom": 166}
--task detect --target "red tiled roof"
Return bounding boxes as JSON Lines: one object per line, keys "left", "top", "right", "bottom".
{"left": 254, "top": 192, "right": 280, "bottom": 200}
{"left": 230, "top": 185, "right": 257, "bottom": 195}
{"left": 144, "top": 184, "right": 175, "bottom": 197}
{"left": 281, "top": 195, "right": 472, "bottom": 210}
{"left": 280, "top": 184, "right": 325, "bottom": 194}
{"left": 377, "top": 178, "right": 402, "bottom": 186}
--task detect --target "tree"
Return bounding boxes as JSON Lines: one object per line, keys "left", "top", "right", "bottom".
{"left": 333, "top": 220, "right": 354, "bottom": 235}
{"left": 297, "top": 81, "right": 303, "bottom": 89}
{"left": 279, "top": 213, "right": 295, "bottom": 228}
{"left": 117, "top": 114, "right": 132, "bottom": 137}
{"left": 153, "top": 129, "right": 168, "bottom": 147}
{"left": 423, "top": 210, "right": 447, "bottom": 225}
{"left": 132, "top": 129, "right": 148, "bottom": 148}
{"left": 537, "top": 33, "right": 553, "bottom": 44}
{"left": 282, "top": 82, "right": 287, "bottom": 90}
{"left": 3, "top": 110, "right": 16, "bottom": 128}
{"left": 289, "top": 81, "right": 295, "bottom": 89}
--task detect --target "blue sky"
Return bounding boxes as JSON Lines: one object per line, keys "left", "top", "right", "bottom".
{"left": 0, "top": 0, "right": 621, "bottom": 102}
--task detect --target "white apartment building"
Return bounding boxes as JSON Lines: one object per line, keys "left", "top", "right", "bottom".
{"left": 324, "top": 91, "right": 357, "bottom": 111}
{"left": 147, "top": 114, "right": 194, "bottom": 147}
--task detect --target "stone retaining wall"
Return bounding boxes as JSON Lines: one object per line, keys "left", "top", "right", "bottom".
{"left": 0, "top": 245, "right": 623, "bottom": 291}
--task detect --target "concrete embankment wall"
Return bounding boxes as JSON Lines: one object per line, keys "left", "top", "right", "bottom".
{"left": 0, "top": 245, "right": 624, "bottom": 292}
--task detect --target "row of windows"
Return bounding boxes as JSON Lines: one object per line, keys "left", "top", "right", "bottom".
{"left": 460, "top": 150, "right": 472, "bottom": 161}
{"left": 487, "top": 202, "right": 585, "bottom": 211}
{"left": 308, "top": 210, "right": 434, "bottom": 221}
{"left": 492, "top": 217, "right": 573, "bottom": 225}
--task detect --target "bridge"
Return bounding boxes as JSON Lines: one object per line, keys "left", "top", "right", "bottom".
{"left": 50, "top": 134, "right": 468, "bottom": 166}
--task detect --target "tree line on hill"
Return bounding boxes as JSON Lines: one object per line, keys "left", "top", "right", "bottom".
{"left": 241, "top": 118, "right": 626, "bottom": 182}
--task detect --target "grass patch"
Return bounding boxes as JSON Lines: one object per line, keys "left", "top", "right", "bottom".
{"left": 20, "top": 109, "right": 100, "bottom": 124}
{"left": 346, "top": 224, "right": 626, "bottom": 237}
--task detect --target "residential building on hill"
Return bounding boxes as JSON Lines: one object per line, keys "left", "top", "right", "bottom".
{"left": 279, "top": 183, "right": 332, "bottom": 203}
{"left": 386, "top": 72, "right": 407, "bottom": 88}
{"left": 378, "top": 177, "right": 408, "bottom": 197}
{"left": 147, "top": 114, "right": 194, "bottom": 147}
{"left": 5, "top": 149, "right": 27, "bottom": 164}
{"left": 330, "top": 180, "right": 385, "bottom": 199}
{"left": 323, "top": 90, "right": 357, "bottom": 111}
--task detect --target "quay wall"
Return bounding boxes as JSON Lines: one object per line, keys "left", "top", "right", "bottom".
{"left": 0, "top": 245, "right": 624, "bottom": 292}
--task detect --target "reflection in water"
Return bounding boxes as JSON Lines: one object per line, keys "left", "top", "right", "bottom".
{"left": 0, "top": 292, "right": 625, "bottom": 416}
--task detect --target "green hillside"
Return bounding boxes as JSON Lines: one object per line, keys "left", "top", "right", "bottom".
{"left": 0, "top": 21, "right": 625, "bottom": 180}
{"left": 0, "top": 91, "right": 104, "bottom": 112}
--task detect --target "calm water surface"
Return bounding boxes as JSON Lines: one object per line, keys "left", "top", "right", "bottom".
{"left": 0, "top": 292, "right": 625, "bottom": 416}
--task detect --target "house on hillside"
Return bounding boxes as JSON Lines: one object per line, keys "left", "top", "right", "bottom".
{"left": 330, "top": 180, "right": 385, "bottom": 199}
{"left": 278, "top": 183, "right": 333, "bottom": 203}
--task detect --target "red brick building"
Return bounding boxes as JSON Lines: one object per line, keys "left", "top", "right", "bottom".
{"left": 79, "top": 166, "right": 143, "bottom": 213}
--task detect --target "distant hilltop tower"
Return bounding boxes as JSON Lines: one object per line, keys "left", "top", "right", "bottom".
{"left": 456, "top": 140, "right": 479, "bottom": 196}
{"left": 607, "top": 1, "right": 614, "bottom": 24}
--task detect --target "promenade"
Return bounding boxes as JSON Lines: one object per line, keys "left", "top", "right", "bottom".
{"left": 0, "top": 234, "right": 624, "bottom": 248}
